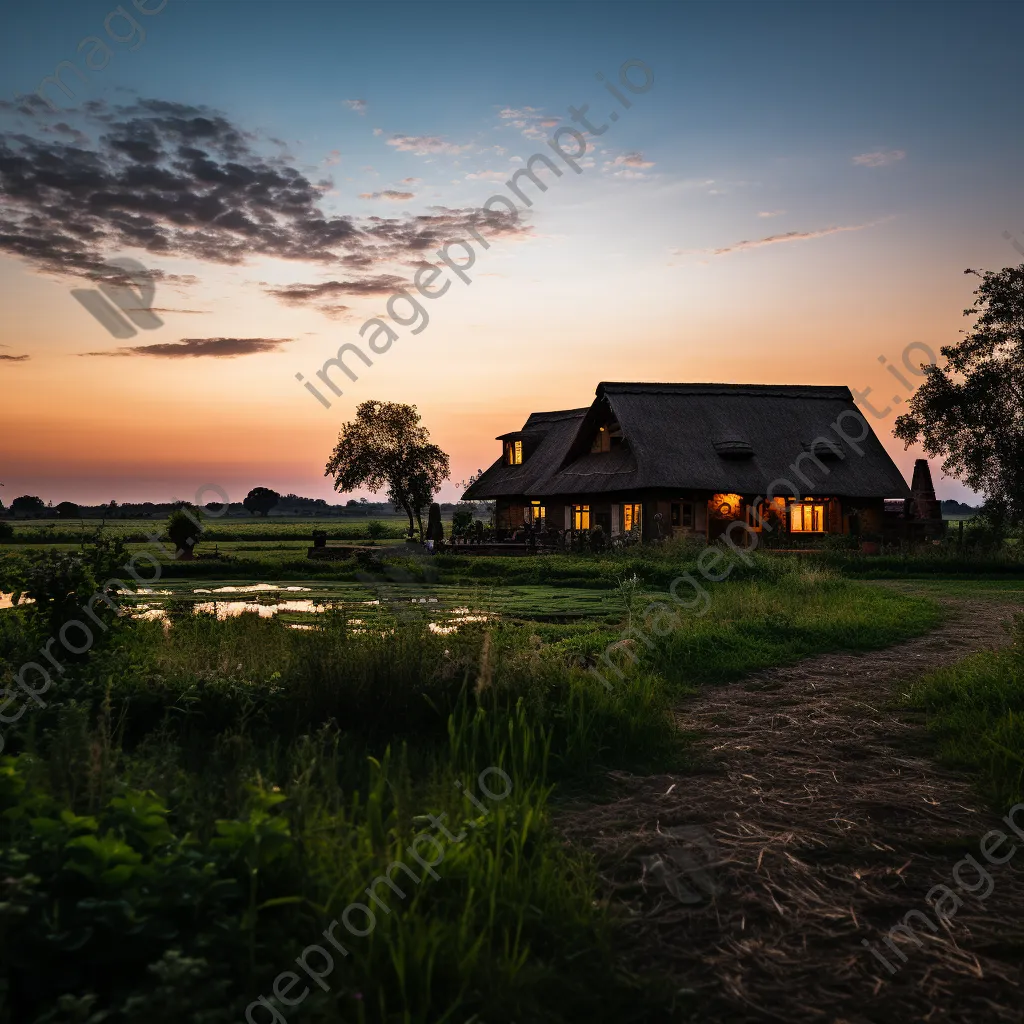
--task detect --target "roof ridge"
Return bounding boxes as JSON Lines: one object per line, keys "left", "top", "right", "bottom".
{"left": 598, "top": 381, "right": 850, "bottom": 392}
{"left": 523, "top": 407, "right": 590, "bottom": 422}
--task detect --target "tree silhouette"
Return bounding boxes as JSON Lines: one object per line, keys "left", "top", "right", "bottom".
{"left": 11, "top": 495, "right": 45, "bottom": 517}
{"left": 243, "top": 487, "right": 280, "bottom": 517}
{"left": 895, "top": 265, "right": 1024, "bottom": 524}
{"left": 324, "top": 401, "right": 449, "bottom": 541}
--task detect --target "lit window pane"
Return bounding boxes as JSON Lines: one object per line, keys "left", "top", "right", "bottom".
{"left": 791, "top": 502, "right": 826, "bottom": 533}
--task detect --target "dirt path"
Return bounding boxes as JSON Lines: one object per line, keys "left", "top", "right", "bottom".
{"left": 559, "top": 595, "right": 1024, "bottom": 1023}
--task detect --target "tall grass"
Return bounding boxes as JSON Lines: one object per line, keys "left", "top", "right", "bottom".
{"left": 647, "top": 569, "right": 943, "bottom": 685}
{"left": 903, "top": 614, "right": 1024, "bottom": 810}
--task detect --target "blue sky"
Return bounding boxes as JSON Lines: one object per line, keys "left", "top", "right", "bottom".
{"left": 2, "top": 0, "right": 1023, "bottom": 502}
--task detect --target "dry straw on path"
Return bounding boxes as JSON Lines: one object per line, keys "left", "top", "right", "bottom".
{"left": 558, "top": 593, "right": 1024, "bottom": 1023}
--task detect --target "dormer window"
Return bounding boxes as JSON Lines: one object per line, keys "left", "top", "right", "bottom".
{"left": 505, "top": 440, "right": 523, "bottom": 465}
{"left": 590, "top": 421, "right": 624, "bottom": 453}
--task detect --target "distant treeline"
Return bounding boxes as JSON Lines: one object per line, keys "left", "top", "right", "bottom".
{"left": 1, "top": 495, "right": 491, "bottom": 520}
{"left": 940, "top": 499, "right": 980, "bottom": 515}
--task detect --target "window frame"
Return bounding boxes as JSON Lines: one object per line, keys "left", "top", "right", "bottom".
{"left": 670, "top": 501, "right": 695, "bottom": 529}
{"left": 622, "top": 503, "right": 642, "bottom": 534}
{"left": 790, "top": 500, "right": 827, "bottom": 533}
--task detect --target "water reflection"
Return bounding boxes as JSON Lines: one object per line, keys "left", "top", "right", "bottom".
{"left": 3, "top": 588, "right": 490, "bottom": 635}
{"left": 192, "top": 599, "right": 322, "bottom": 619}
{"left": 192, "top": 585, "right": 311, "bottom": 594}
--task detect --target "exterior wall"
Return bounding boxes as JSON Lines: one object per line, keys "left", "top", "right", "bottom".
{"left": 542, "top": 491, "right": 710, "bottom": 541}
{"left": 521, "top": 491, "right": 895, "bottom": 544}
{"left": 855, "top": 498, "right": 885, "bottom": 536}
{"left": 495, "top": 499, "right": 526, "bottom": 531}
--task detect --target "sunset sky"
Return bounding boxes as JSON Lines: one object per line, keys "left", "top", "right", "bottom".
{"left": 2, "top": 0, "right": 1023, "bottom": 505}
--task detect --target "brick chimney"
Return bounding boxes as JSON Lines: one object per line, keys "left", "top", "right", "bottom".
{"left": 905, "top": 458, "right": 942, "bottom": 521}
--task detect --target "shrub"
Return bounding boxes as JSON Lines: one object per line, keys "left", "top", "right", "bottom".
{"left": 166, "top": 508, "right": 203, "bottom": 558}
{"left": 366, "top": 519, "right": 389, "bottom": 539}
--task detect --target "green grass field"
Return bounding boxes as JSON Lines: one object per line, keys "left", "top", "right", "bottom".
{"left": 0, "top": 528, "right": 1020, "bottom": 1023}
{"left": 1, "top": 514, "right": 415, "bottom": 545}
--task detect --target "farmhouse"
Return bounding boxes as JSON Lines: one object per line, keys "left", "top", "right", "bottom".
{"left": 461, "top": 381, "right": 939, "bottom": 544}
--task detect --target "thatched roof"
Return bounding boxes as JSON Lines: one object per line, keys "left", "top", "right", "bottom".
{"left": 461, "top": 382, "right": 910, "bottom": 501}
{"left": 462, "top": 408, "right": 588, "bottom": 500}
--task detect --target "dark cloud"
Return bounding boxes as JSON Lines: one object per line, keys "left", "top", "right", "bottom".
{"left": 362, "top": 207, "right": 521, "bottom": 254}
{"left": 83, "top": 337, "right": 293, "bottom": 358}
{"left": 0, "top": 99, "right": 527, "bottom": 312}
{"left": 0, "top": 353, "right": 30, "bottom": 361}
{"left": 266, "top": 276, "right": 408, "bottom": 306}
{"left": 44, "top": 122, "right": 91, "bottom": 145}
{"left": 318, "top": 304, "right": 354, "bottom": 320}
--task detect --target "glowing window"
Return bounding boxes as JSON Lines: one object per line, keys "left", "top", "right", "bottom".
{"left": 573, "top": 505, "right": 591, "bottom": 530}
{"left": 529, "top": 501, "right": 546, "bottom": 523}
{"left": 623, "top": 503, "right": 642, "bottom": 533}
{"left": 790, "top": 502, "right": 827, "bottom": 533}
{"left": 505, "top": 440, "right": 523, "bottom": 465}
{"left": 591, "top": 426, "right": 612, "bottom": 453}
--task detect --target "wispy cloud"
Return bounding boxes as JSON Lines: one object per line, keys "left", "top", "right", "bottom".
{"left": 465, "top": 169, "right": 510, "bottom": 182}
{"left": 757, "top": 209, "right": 786, "bottom": 218}
{"left": 499, "top": 107, "right": 540, "bottom": 118}
{"left": 344, "top": 99, "right": 367, "bottom": 115}
{"left": 386, "top": 134, "right": 472, "bottom": 156}
{"left": 690, "top": 219, "right": 888, "bottom": 257}
{"left": 0, "top": 353, "right": 30, "bottom": 362}
{"left": 497, "top": 106, "right": 552, "bottom": 141}
{"left": 123, "top": 307, "right": 209, "bottom": 314}
{"left": 603, "top": 151, "right": 655, "bottom": 178}
{"left": 613, "top": 152, "right": 654, "bottom": 169}
{"left": 359, "top": 190, "right": 416, "bottom": 202}
{"left": 852, "top": 149, "right": 905, "bottom": 167}
{"left": 84, "top": 337, "right": 294, "bottom": 358}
